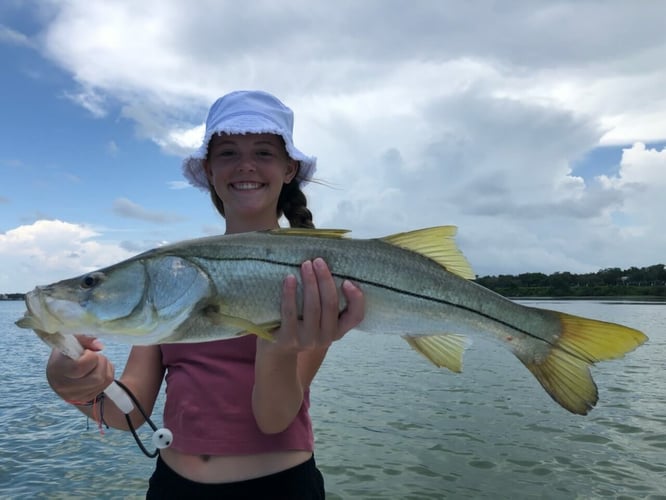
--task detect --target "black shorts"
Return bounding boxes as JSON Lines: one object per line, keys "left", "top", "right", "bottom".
{"left": 146, "top": 454, "right": 325, "bottom": 499}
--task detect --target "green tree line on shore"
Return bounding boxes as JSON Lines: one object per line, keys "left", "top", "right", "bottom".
{"left": 0, "top": 293, "right": 25, "bottom": 300}
{"left": 475, "top": 263, "right": 666, "bottom": 297}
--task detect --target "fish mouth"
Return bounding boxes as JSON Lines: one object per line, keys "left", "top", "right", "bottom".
{"left": 17, "top": 288, "right": 61, "bottom": 333}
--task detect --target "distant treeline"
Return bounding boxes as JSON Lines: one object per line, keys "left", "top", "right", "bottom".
{"left": 0, "top": 293, "right": 25, "bottom": 300}
{"left": 476, "top": 264, "right": 666, "bottom": 297}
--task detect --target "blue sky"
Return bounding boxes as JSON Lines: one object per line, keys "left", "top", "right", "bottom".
{"left": 1, "top": 1, "right": 666, "bottom": 293}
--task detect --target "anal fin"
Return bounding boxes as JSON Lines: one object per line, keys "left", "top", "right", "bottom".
{"left": 403, "top": 334, "right": 468, "bottom": 373}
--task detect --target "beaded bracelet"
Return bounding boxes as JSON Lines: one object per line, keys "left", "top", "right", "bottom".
{"left": 66, "top": 392, "right": 105, "bottom": 407}
{"left": 66, "top": 393, "right": 108, "bottom": 432}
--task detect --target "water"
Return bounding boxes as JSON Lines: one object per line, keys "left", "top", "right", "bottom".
{"left": 1, "top": 299, "right": 665, "bottom": 499}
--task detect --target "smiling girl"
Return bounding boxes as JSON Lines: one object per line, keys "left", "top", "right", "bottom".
{"left": 46, "top": 90, "right": 365, "bottom": 499}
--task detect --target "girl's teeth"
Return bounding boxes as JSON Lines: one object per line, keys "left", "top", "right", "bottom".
{"left": 234, "top": 183, "right": 261, "bottom": 190}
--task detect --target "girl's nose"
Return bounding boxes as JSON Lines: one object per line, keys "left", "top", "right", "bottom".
{"left": 237, "top": 153, "right": 257, "bottom": 171}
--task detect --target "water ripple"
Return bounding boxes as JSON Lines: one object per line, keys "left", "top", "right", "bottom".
{"left": 2, "top": 300, "right": 666, "bottom": 498}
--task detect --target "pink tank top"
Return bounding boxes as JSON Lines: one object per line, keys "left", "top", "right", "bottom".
{"left": 160, "top": 335, "right": 314, "bottom": 455}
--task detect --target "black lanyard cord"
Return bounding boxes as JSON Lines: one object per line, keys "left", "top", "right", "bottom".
{"left": 113, "top": 378, "right": 173, "bottom": 458}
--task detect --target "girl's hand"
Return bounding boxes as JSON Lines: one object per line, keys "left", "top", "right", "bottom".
{"left": 261, "top": 257, "right": 364, "bottom": 354}
{"left": 46, "top": 336, "right": 115, "bottom": 403}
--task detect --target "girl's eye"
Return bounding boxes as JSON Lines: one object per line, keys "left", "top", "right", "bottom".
{"left": 257, "top": 150, "right": 273, "bottom": 157}
{"left": 217, "top": 150, "right": 236, "bottom": 157}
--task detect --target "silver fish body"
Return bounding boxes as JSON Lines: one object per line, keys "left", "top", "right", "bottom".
{"left": 17, "top": 226, "right": 647, "bottom": 414}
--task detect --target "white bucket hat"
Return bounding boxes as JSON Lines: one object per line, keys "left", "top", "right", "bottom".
{"left": 182, "top": 90, "right": 317, "bottom": 190}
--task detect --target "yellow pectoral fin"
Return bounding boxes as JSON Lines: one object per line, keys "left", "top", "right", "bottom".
{"left": 403, "top": 334, "right": 468, "bottom": 373}
{"left": 204, "top": 309, "right": 278, "bottom": 342}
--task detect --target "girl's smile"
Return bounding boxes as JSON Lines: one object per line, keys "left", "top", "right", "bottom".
{"left": 231, "top": 182, "right": 266, "bottom": 191}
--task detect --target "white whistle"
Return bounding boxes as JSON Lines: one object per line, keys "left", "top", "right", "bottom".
{"left": 152, "top": 428, "right": 174, "bottom": 449}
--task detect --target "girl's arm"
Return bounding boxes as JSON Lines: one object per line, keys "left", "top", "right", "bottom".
{"left": 252, "top": 258, "right": 365, "bottom": 434}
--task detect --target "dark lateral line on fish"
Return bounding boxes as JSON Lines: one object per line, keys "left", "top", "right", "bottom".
{"left": 218, "top": 256, "right": 557, "bottom": 349}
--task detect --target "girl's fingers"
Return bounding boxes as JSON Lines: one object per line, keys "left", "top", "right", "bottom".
{"left": 272, "top": 260, "right": 365, "bottom": 352}
{"left": 300, "top": 260, "right": 321, "bottom": 345}
{"left": 74, "top": 334, "right": 105, "bottom": 351}
{"left": 337, "top": 280, "right": 365, "bottom": 337}
{"left": 312, "top": 258, "right": 339, "bottom": 344}
{"left": 51, "top": 348, "right": 99, "bottom": 380}
{"left": 280, "top": 273, "right": 299, "bottom": 331}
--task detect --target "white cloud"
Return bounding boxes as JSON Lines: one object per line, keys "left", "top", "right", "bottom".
{"left": 167, "top": 180, "right": 190, "bottom": 190}
{"left": 63, "top": 87, "right": 108, "bottom": 118}
{"left": 597, "top": 143, "right": 666, "bottom": 234}
{"left": 164, "top": 124, "right": 205, "bottom": 151}
{"left": 0, "top": 24, "right": 33, "bottom": 47}
{"left": 33, "top": 1, "right": 666, "bottom": 153}
{"left": 0, "top": 220, "right": 135, "bottom": 292}
{"left": 600, "top": 143, "right": 666, "bottom": 188}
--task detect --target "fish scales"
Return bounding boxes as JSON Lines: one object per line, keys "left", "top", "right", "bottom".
{"left": 181, "top": 231, "right": 558, "bottom": 358}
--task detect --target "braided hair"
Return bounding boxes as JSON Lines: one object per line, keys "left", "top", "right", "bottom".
{"left": 277, "top": 177, "right": 315, "bottom": 229}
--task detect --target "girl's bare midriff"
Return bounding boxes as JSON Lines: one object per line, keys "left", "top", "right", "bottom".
{"left": 160, "top": 447, "right": 313, "bottom": 483}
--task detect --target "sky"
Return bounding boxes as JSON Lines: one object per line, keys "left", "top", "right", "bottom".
{"left": 1, "top": 0, "right": 666, "bottom": 293}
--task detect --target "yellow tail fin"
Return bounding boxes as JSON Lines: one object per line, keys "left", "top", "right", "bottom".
{"left": 520, "top": 312, "right": 647, "bottom": 415}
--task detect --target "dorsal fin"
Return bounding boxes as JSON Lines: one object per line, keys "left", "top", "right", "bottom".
{"left": 269, "top": 228, "right": 350, "bottom": 239}
{"left": 380, "top": 226, "right": 475, "bottom": 279}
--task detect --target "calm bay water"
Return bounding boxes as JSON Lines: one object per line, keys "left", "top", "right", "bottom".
{"left": 0, "top": 299, "right": 664, "bottom": 499}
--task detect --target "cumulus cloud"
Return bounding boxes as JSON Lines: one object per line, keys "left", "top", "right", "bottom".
{"left": 162, "top": 124, "right": 205, "bottom": 154}
{"left": 598, "top": 143, "right": 666, "bottom": 231}
{"left": 310, "top": 90, "right": 603, "bottom": 224}
{"left": 600, "top": 143, "right": 666, "bottom": 188}
{"left": 0, "top": 220, "right": 135, "bottom": 292}
{"left": 34, "top": 1, "right": 666, "bottom": 152}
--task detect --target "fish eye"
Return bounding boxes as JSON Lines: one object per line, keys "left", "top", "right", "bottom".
{"left": 81, "top": 272, "right": 104, "bottom": 289}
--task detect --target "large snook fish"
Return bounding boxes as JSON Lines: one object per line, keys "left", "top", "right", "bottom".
{"left": 16, "top": 226, "right": 647, "bottom": 415}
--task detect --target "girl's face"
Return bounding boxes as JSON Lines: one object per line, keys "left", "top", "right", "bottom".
{"left": 204, "top": 133, "right": 297, "bottom": 230}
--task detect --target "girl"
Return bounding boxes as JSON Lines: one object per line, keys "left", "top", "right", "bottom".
{"left": 46, "top": 90, "right": 365, "bottom": 499}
